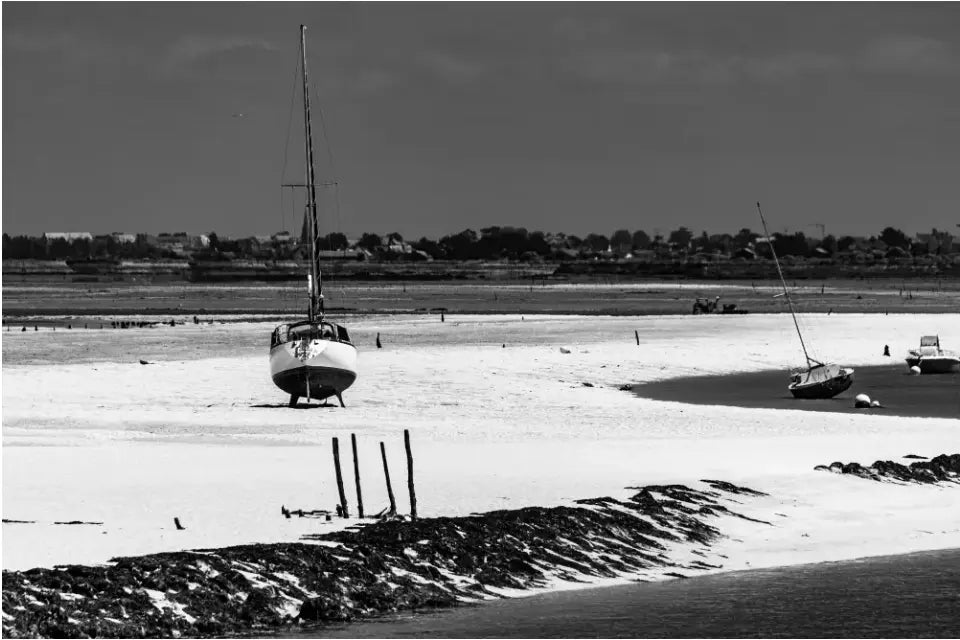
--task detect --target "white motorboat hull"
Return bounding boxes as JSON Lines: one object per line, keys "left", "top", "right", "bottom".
{"left": 905, "top": 354, "right": 960, "bottom": 374}
{"left": 270, "top": 338, "right": 358, "bottom": 400}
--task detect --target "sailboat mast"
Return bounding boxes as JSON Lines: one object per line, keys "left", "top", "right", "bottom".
{"left": 756, "top": 202, "right": 814, "bottom": 367}
{"left": 300, "top": 24, "right": 323, "bottom": 320}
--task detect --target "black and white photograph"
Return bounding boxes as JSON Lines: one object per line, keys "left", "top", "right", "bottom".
{"left": 2, "top": 2, "right": 959, "bottom": 638}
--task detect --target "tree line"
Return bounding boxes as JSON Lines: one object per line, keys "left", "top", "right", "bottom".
{"left": 0, "top": 225, "right": 939, "bottom": 262}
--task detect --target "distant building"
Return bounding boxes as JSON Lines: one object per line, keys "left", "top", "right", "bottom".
{"left": 111, "top": 232, "right": 137, "bottom": 244}
{"left": 916, "top": 231, "right": 954, "bottom": 254}
{"left": 43, "top": 232, "right": 93, "bottom": 242}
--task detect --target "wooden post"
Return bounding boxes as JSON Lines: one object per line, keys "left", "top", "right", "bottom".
{"left": 380, "top": 442, "right": 397, "bottom": 516}
{"left": 634, "top": 330, "right": 639, "bottom": 346}
{"left": 332, "top": 437, "right": 349, "bottom": 518}
{"left": 351, "top": 433, "right": 364, "bottom": 518}
{"left": 404, "top": 429, "right": 417, "bottom": 520}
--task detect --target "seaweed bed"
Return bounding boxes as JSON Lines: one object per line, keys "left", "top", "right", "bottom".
{"left": 815, "top": 453, "right": 960, "bottom": 484}
{"left": 2, "top": 480, "right": 767, "bottom": 639}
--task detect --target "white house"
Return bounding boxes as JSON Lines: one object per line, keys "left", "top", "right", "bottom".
{"left": 43, "top": 232, "right": 93, "bottom": 242}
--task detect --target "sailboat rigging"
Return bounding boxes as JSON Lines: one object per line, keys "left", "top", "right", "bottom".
{"left": 269, "top": 25, "right": 358, "bottom": 408}
{"left": 756, "top": 202, "right": 853, "bottom": 399}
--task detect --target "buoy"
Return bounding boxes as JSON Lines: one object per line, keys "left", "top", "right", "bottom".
{"left": 870, "top": 400, "right": 881, "bottom": 408}
{"left": 559, "top": 347, "right": 571, "bottom": 354}
{"left": 854, "top": 393, "right": 871, "bottom": 408}
{"left": 909, "top": 365, "right": 921, "bottom": 375}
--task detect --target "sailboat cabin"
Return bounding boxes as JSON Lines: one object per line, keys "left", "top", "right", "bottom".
{"left": 271, "top": 321, "right": 353, "bottom": 348}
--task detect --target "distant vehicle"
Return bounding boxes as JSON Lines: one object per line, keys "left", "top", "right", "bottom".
{"left": 692, "top": 296, "right": 747, "bottom": 315}
{"left": 692, "top": 296, "right": 720, "bottom": 314}
{"left": 905, "top": 336, "right": 960, "bottom": 374}
{"left": 756, "top": 203, "right": 853, "bottom": 399}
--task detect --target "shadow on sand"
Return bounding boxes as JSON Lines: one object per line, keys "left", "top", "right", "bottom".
{"left": 250, "top": 403, "right": 339, "bottom": 410}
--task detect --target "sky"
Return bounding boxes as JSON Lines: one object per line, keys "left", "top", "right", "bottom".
{"left": 3, "top": 2, "right": 960, "bottom": 240}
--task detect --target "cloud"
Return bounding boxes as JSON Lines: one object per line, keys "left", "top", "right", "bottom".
{"left": 858, "top": 35, "right": 960, "bottom": 75}
{"left": 551, "top": 16, "right": 618, "bottom": 43}
{"left": 3, "top": 29, "right": 125, "bottom": 65}
{"left": 351, "top": 69, "right": 403, "bottom": 95}
{"left": 4, "top": 30, "right": 80, "bottom": 53}
{"left": 567, "top": 49, "right": 744, "bottom": 87}
{"left": 161, "top": 35, "right": 277, "bottom": 72}
{"left": 743, "top": 52, "right": 843, "bottom": 81}
{"left": 566, "top": 36, "right": 959, "bottom": 90}
{"left": 416, "top": 51, "right": 487, "bottom": 83}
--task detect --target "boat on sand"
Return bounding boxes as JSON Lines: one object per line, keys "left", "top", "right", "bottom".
{"left": 755, "top": 202, "right": 854, "bottom": 399}
{"left": 269, "top": 25, "right": 358, "bottom": 408}
{"left": 905, "top": 336, "right": 960, "bottom": 374}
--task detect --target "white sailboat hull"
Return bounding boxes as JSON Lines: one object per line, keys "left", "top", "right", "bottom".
{"left": 270, "top": 338, "right": 358, "bottom": 400}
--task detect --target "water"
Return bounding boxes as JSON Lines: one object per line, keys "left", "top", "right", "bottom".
{"left": 284, "top": 549, "right": 960, "bottom": 638}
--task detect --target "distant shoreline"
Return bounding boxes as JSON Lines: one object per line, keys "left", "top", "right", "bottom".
{"left": 4, "top": 277, "right": 960, "bottom": 318}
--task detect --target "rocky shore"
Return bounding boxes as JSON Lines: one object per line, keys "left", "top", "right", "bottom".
{"left": 815, "top": 453, "right": 960, "bottom": 484}
{"left": 2, "top": 481, "right": 767, "bottom": 639}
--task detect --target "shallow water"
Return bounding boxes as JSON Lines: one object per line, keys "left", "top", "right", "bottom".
{"left": 286, "top": 549, "right": 960, "bottom": 638}
{"left": 633, "top": 365, "right": 960, "bottom": 419}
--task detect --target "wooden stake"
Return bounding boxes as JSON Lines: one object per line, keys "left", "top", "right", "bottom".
{"left": 332, "top": 437, "right": 349, "bottom": 518}
{"left": 634, "top": 330, "right": 639, "bottom": 346}
{"left": 351, "top": 433, "right": 364, "bottom": 518}
{"left": 404, "top": 429, "right": 417, "bottom": 520}
{"left": 380, "top": 441, "right": 397, "bottom": 516}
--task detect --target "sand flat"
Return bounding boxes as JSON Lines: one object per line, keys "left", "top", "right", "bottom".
{"left": 3, "top": 313, "right": 959, "bottom": 573}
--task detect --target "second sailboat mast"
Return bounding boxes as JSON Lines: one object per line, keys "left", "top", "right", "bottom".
{"left": 756, "top": 201, "right": 813, "bottom": 367}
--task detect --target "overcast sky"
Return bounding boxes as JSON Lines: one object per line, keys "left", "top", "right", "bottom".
{"left": 4, "top": 2, "right": 960, "bottom": 239}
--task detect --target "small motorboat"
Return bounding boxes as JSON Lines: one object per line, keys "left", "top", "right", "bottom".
{"left": 905, "top": 336, "right": 960, "bottom": 374}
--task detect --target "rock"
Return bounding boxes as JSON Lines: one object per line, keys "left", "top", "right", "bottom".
{"left": 559, "top": 347, "right": 571, "bottom": 354}
{"left": 240, "top": 587, "right": 282, "bottom": 625}
{"left": 297, "top": 596, "right": 352, "bottom": 623}
{"left": 817, "top": 453, "right": 959, "bottom": 485}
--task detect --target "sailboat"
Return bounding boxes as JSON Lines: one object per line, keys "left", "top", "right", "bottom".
{"left": 269, "top": 25, "right": 358, "bottom": 408}
{"left": 756, "top": 202, "right": 854, "bottom": 399}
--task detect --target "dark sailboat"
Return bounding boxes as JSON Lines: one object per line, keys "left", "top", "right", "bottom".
{"left": 756, "top": 202, "right": 853, "bottom": 399}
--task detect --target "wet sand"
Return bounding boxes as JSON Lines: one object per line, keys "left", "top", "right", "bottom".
{"left": 3, "top": 278, "right": 959, "bottom": 317}
{"left": 293, "top": 548, "right": 960, "bottom": 638}
{"left": 633, "top": 364, "right": 959, "bottom": 419}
